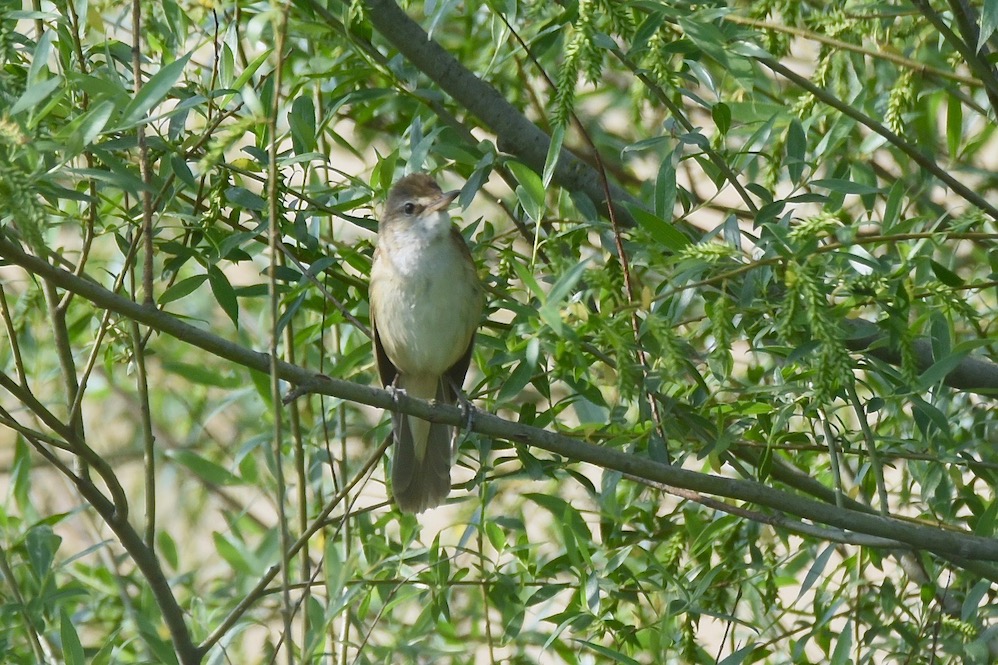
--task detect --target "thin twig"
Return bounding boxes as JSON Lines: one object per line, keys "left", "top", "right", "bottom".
{"left": 267, "top": 2, "right": 295, "bottom": 662}
{"left": 723, "top": 13, "right": 981, "bottom": 87}
{"left": 131, "top": 0, "right": 155, "bottom": 305}
{"left": 494, "top": 9, "right": 673, "bottom": 459}
{"left": 197, "top": 437, "right": 391, "bottom": 657}
{"left": 756, "top": 57, "right": 998, "bottom": 222}
{"left": 0, "top": 285, "right": 27, "bottom": 385}
{"left": 846, "top": 380, "right": 890, "bottom": 515}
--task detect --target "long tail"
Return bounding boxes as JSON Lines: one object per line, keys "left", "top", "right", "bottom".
{"left": 390, "top": 375, "right": 453, "bottom": 513}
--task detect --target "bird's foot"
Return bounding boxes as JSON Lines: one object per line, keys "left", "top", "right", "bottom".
{"left": 457, "top": 394, "right": 475, "bottom": 432}
{"left": 386, "top": 382, "right": 407, "bottom": 412}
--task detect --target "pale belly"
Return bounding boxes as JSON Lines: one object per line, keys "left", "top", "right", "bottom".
{"left": 370, "top": 234, "right": 482, "bottom": 377}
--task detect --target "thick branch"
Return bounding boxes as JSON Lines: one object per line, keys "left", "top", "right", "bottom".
{"left": 4, "top": 235, "right": 998, "bottom": 562}
{"left": 345, "top": 0, "right": 642, "bottom": 226}
{"left": 844, "top": 318, "right": 998, "bottom": 396}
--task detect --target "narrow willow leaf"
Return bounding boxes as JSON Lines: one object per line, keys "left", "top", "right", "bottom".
{"left": 207, "top": 265, "right": 239, "bottom": 328}
{"left": 626, "top": 204, "right": 690, "bottom": 251}
{"left": 654, "top": 152, "right": 677, "bottom": 219}
{"left": 810, "top": 178, "right": 881, "bottom": 195}
{"left": 61, "top": 611, "right": 86, "bottom": 665}
{"left": 546, "top": 256, "right": 590, "bottom": 306}
{"left": 507, "top": 161, "right": 545, "bottom": 222}
{"left": 946, "top": 95, "right": 963, "bottom": 158}
{"left": 543, "top": 123, "right": 565, "bottom": 189}
{"left": 786, "top": 118, "right": 806, "bottom": 183}
{"left": 979, "top": 0, "right": 998, "bottom": 52}
{"left": 795, "top": 543, "right": 834, "bottom": 603}
{"left": 289, "top": 94, "right": 317, "bottom": 155}
{"left": 158, "top": 274, "right": 208, "bottom": 305}
{"left": 883, "top": 180, "right": 904, "bottom": 232}
{"left": 167, "top": 449, "right": 241, "bottom": 486}
{"left": 118, "top": 51, "right": 193, "bottom": 128}
{"left": 11, "top": 77, "right": 61, "bottom": 116}
{"left": 712, "top": 101, "right": 731, "bottom": 134}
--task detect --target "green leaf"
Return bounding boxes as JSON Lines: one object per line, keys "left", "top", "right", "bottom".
{"left": 946, "top": 94, "right": 962, "bottom": 157}
{"left": 61, "top": 610, "right": 86, "bottom": 665}
{"left": 207, "top": 265, "right": 240, "bottom": 328}
{"left": 575, "top": 639, "right": 642, "bottom": 665}
{"left": 290, "top": 94, "right": 316, "bottom": 155}
{"left": 158, "top": 530, "right": 179, "bottom": 571}
{"left": 26, "top": 525, "right": 61, "bottom": 579}
{"left": 712, "top": 102, "right": 731, "bottom": 134}
{"left": 11, "top": 439, "right": 32, "bottom": 513}
{"left": 786, "top": 118, "right": 806, "bottom": 183}
{"left": 654, "top": 152, "right": 677, "bottom": 220}
{"left": 679, "top": 16, "right": 731, "bottom": 69}
{"left": 930, "top": 259, "right": 964, "bottom": 287}
{"left": 524, "top": 493, "right": 591, "bottom": 546}
{"left": 158, "top": 274, "right": 208, "bottom": 305}
{"left": 546, "top": 257, "right": 590, "bottom": 306}
{"left": 963, "top": 579, "right": 991, "bottom": 621}
{"left": 511, "top": 258, "right": 545, "bottom": 302}
{"left": 160, "top": 359, "right": 240, "bottom": 388}
{"left": 27, "top": 29, "right": 54, "bottom": 84}
{"left": 166, "top": 449, "right": 242, "bottom": 486}
{"left": 829, "top": 621, "right": 853, "bottom": 665}
{"left": 225, "top": 186, "right": 267, "bottom": 211}
{"left": 718, "top": 644, "right": 768, "bottom": 665}
{"left": 74, "top": 99, "right": 117, "bottom": 147}
{"left": 231, "top": 49, "right": 272, "bottom": 91}
{"left": 929, "top": 310, "right": 951, "bottom": 363}
{"left": 497, "top": 357, "right": 537, "bottom": 403}
{"left": 138, "top": 619, "right": 179, "bottom": 665}
{"left": 507, "top": 161, "right": 545, "bottom": 222}
{"left": 914, "top": 340, "right": 985, "bottom": 391}
{"left": 117, "top": 52, "right": 193, "bottom": 128}
{"left": 882, "top": 181, "right": 904, "bottom": 232}
{"left": 911, "top": 396, "right": 952, "bottom": 440}
{"left": 979, "top": 0, "right": 998, "bottom": 52}
{"left": 543, "top": 124, "right": 565, "bottom": 190}
{"left": 810, "top": 179, "right": 881, "bottom": 195}
{"left": 795, "top": 543, "right": 834, "bottom": 603}
{"left": 10, "top": 77, "right": 61, "bottom": 116}
{"left": 626, "top": 204, "right": 690, "bottom": 251}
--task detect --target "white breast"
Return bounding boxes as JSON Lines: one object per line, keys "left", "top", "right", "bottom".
{"left": 370, "top": 216, "right": 481, "bottom": 378}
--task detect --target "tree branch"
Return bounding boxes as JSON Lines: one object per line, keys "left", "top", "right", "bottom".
{"left": 756, "top": 56, "right": 998, "bottom": 222}
{"left": 337, "top": 0, "right": 643, "bottom": 226}
{"left": 844, "top": 318, "right": 998, "bottom": 396}
{"left": 4, "top": 234, "right": 998, "bottom": 562}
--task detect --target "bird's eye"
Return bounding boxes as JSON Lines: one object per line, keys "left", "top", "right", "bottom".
{"left": 403, "top": 202, "right": 417, "bottom": 215}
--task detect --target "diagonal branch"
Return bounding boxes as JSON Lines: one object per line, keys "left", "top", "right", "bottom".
{"left": 4, "top": 233, "right": 998, "bottom": 562}
{"left": 756, "top": 56, "right": 998, "bottom": 222}
{"left": 330, "top": 0, "right": 643, "bottom": 226}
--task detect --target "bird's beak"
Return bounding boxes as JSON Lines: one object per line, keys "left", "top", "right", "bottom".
{"left": 426, "top": 190, "right": 461, "bottom": 213}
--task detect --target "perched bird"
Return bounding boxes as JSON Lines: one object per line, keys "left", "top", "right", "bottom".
{"left": 369, "top": 173, "right": 484, "bottom": 513}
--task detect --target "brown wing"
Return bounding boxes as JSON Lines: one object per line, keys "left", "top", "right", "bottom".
{"left": 371, "top": 309, "right": 398, "bottom": 388}
{"left": 441, "top": 226, "right": 483, "bottom": 403}
{"left": 442, "top": 333, "right": 476, "bottom": 403}
{"left": 441, "top": 226, "right": 485, "bottom": 404}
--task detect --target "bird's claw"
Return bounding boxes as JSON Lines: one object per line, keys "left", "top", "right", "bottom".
{"left": 386, "top": 383, "right": 407, "bottom": 412}
{"left": 458, "top": 397, "right": 475, "bottom": 432}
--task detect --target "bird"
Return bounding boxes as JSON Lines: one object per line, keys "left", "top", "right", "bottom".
{"left": 368, "top": 173, "right": 484, "bottom": 513}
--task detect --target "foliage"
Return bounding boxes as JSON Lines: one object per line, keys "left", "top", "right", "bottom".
{"left": 1, "top": 0, "right": 998, "bottom": 663}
